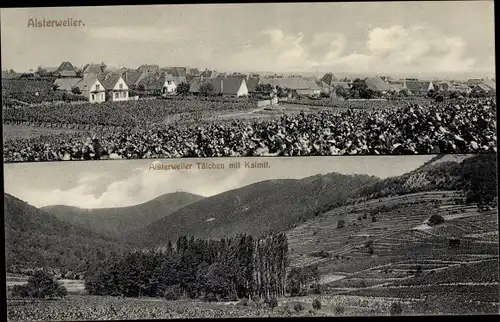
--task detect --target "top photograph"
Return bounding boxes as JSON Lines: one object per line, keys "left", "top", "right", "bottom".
{"left": 1, "top": 2, "right": 496, "bottom": 162}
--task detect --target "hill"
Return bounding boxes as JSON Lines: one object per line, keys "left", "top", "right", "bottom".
{"left": 134, "top": 173, "right": 379, "bottom": 247}
{"left": 4, "top": 193, "right": 126, "bottom": 275}
{"left": 41, "top": 192, "right": 204, "bottom": 239}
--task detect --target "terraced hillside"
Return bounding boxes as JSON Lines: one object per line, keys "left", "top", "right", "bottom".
{"left": 286, "top": 190, "right": 499, "bottom": 315}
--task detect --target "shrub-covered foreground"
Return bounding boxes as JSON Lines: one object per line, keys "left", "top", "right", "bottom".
{"left": 7, "top": 295, "right": 328, "bottom": 321}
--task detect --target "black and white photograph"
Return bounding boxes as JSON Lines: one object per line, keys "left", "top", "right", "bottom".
{"left": 1, "top": 2, "right": 497, "bottom": 162}
{"left": 3, "top": 154, "right": 499, "bottom": 319}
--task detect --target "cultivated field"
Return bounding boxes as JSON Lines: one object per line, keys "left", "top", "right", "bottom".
{"left": 286, "top": 190, "right": 499, "bottom": 315}
{"left": 6, "top": 295, "right": 330, "bottom": 321}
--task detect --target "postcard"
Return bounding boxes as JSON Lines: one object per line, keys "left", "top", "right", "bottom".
{"left": 4, "top": 154, "right": 499, "bottom": 319}
{"left": 1, "top": 2, "right": 496, "bottom": 163}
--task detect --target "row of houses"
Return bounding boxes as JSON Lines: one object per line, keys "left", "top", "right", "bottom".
{"left": 50, "top": 61, "right": 495, "bottom": 102}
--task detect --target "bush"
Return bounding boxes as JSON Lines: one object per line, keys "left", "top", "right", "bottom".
{"left": 390, "top": 302, "right": 403, "bottom": 316}
{"left": 312, "top": 284, "right": 322, "bottom": 294}
{"left": 337, "top": 220, "right": 345, "bottom": 229}
{"left": 12, "top": 271, "right": 68, "bottom": 299}
{"left": 164, "top": 286, "right": 180, "bottom": 300}
{"left": 312, "top": 298, "right": 322, "bottom": 310}
{"left": 334, "top": 305, "right": 345, "bottom": 315}
{"left": 428, "top": 214, "right": 445, "bottom": 226}
{"left": 268, "top": 296, "right": 278, "bottom": 310}
{"left": 294, "top": 302, "right": 305, "bottom": 312}
{"left": 204, "top": 292, "right": 218, "bottom": 302}
{"left": 371, "top": 215, "right": 377, "bottom": 222}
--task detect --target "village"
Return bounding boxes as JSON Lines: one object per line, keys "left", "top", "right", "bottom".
{"left": 1, "top": 61, "right": 496, "bottom": 104}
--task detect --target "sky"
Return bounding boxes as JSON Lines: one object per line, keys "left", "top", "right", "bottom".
{"left": 3, "top": 155, "right": 434, "bottom": 209}
{"left": 0, "top": 2, "right": 495, "bottom": 78}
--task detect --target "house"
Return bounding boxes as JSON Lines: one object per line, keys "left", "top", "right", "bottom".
{"left": 188, "top": 68, "right": 200, "bottom": 76}
{"left": 388, "top": 83, "right": 404, "bottom": 93}
{"left": 482, "top": 78, "right": 496, "bottom": 91}
{"left": 448, "top": 83, "right": 472, "bottom": 95}
{"left": 471, "top": 84, "right": 495, "bottom": 95}
{"left": 163, "top": 74, "right": 177, "bottom": 95}
{"left": 162, "top": 67, "right": 187, "bottom": 77}
{"left": 245, "top": 76, "right": 261, "bottom": 94}
{"left": 404, "top": 80, "right": 434, "bottom": 96}
{"left": 137, "top": 64, "right": 160, "bottom": 74}
{"left": 75, "top": 75, "right": 106, "bottom": 103}
{"left": 98, "top": 72, "right": 129, "bottom": 102}
{"left": 189, "top": 76, "right": 249, "bottom": 97}
{"left": 200, "top": 70, "right": 218, "bottom": 78}
{"left": 365, "top": 76, "right": 390, "bottom": 93}
{"left": 259, "top": 77, "right": 321, "bottom": 96}
{"left": 121, "top": 70, "right": 145, "bottom": 88}
{"left": 53, "top": 77, "right": 81, "bottom": 91}
{"left": 321, "top": 73, "right": 338, "bottom": 86}
{"left": 465, "top": 78, "right": 484, "bottom": 87}
{"left": 55, "top": 61, "right": 77, "bottom": 77}
{"left": 135, "top": 71, "right": 165, "bottom": 92}
{"left": 82, "top": 62, "right": 107, "bottom": 75}
{"left": 53, "top": 75, "right": 105, "bottom": 103}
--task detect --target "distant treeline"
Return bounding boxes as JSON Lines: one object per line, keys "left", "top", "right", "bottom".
{"left": 85, "top": 232, "right": 288, "bottom": 301}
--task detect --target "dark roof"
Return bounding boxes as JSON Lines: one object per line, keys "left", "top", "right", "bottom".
{"left": 405, "top": 80, "right": 432, "bottom": 92}
{"left": 53, "top": 77, "right": 81, "bottom": 91}
{"left": 190, "top": 76, "right": 247, "bottom": 95}
{"left": 136, "top": 71, "right": 168, "bottom": 90}
{"left": 246, "top": 77, "right": 260, "bottom": 92}
{"left": 188, "top": 68, "right": 200, "bottom": 76}
{"left": 122, "top": 71, "right": 144, "bottom": 87}
{"left": 321, "top": 73, "right": 338, "bottom": 86}
{"left": 483, "top": 79, "right": 496, "bottom": 90}
{"left": 75, "top": 75, "right": 103, "bottom": 91}
{"left": 465, "top": 78, "right": 484, "bottom": 85}
{"left": 259, "top": 77, "right": 320, "bottom": 91}
{"left": 138, "top": 65, "right": 160, "bottom": 72}
{"left": 83, "top": 63, "right": 104, "bottom": 75}
{"left": 162, "top": 67, "right": 187, "bottom": 77}
{"left": 97, "top": 72, "right": 124, "bottom": 90}
{"left": 56, "top": 61, "right": 77, "bottom": 77}
{"left": 200, "top": 70, "right": 217, "bottom": 78}
{"left": 365, "top": 77, "right": 390, "bottom": 92}
{"left": 473, "top": 84, "right": 494, "bottom": 92}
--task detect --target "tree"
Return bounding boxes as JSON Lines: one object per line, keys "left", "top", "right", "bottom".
{"left": 176, "top": 82, "right": 190, "bottom": 96}
{"left": 268, "top": 296, "right": 278, "bottom": 310}
{"left": 71, "top": 86, "right": 81, "bottom": 95}
{"left": 52, "top": 84, "right": 60, "bottom": 91}
{"left": 199, "top": 82, "right": 215, "bottom": 96}
{"left": 312, "top": 298, "right": 322, "bottom": 310}
{"left": 294, "top": 302, "right": 305, "bottom": 312}
{"left": 337, "top": 220, "right": 345, "bottom": 229}
{"left": 335, "top": 86, "right": 350, "bottom": 99}
{"left": 462, "top": 153, "right": 497, "bottom": 208}
{"left": 255, "top": 83, "right": 273, "bottom": 93}
{"left": 138, "top": 84, "right": 146, "bottom": 92}
{"left": 14, "top": 271, "right": 68, "bottom": 299}
{"left": 390, "top": 302, "right": 403, "bottom": 315}
{"left": 428, "top": 214, "right": 445, "bottom": 226}
{"left": 399, "top": 89, "right": 410, "bottom": 97}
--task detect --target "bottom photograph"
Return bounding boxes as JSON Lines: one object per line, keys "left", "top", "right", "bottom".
{"left": 3, "top": 154, "right": 499, "bottom": 320}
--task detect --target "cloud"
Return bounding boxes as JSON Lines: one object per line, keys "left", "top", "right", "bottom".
{"left": 84, "top": 26, "right": 181, "bottom": 42}
{"left": 22, "top": 161, "right": 252, "bottom": 209}
{"left": 228, "top": 25, "right": 476, "bottom": 73}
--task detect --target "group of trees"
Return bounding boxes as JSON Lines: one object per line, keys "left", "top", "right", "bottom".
{"left": 287, "top": 264, "right": 321, "bottom": 296}
{"left": 461, "top": 153, "right": 497, "bottom": 208}
{"left": 11, "top": 271, "right": 68, "bottom": 299}
{"left": 85, "top": 232, "right": 289, "bottom": 302}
